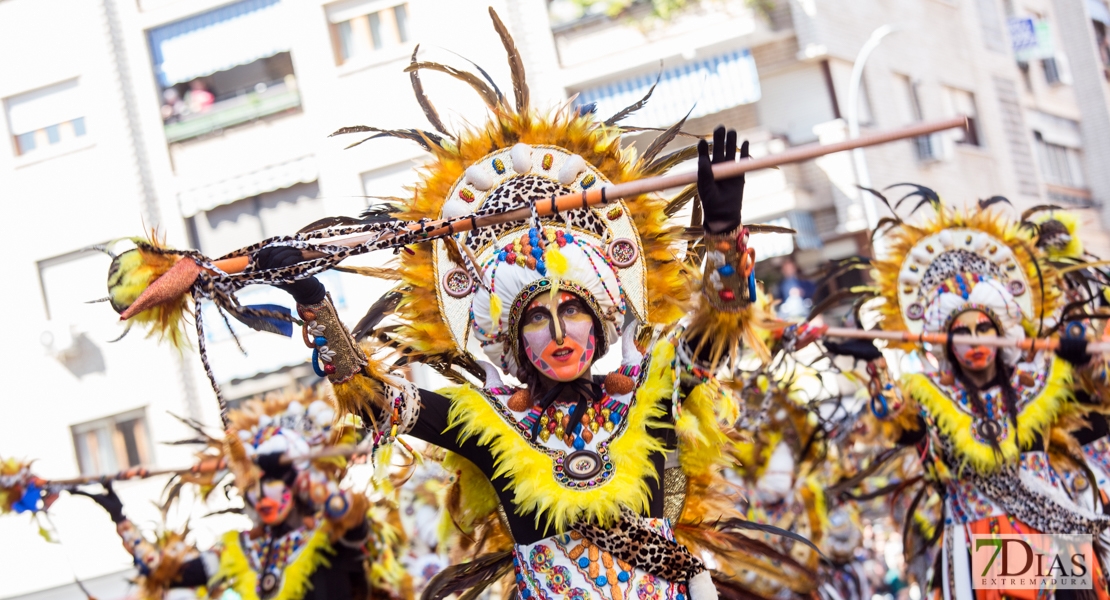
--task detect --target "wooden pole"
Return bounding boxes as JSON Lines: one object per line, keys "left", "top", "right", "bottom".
{"left": 43, "top": 445, "right": 366, "bottom": 488}
{"left": 209, "top": 116, "right": 969, "bottom": 275}
{"left": 822, "top": 326, "right": 1110, "bottom": 353}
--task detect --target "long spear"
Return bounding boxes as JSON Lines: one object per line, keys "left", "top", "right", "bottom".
{"left": 204, "top": 116, "right": 969, "bottom": 275}
{"left": 821, "top": 326, "right": 1110, "bottom": 353}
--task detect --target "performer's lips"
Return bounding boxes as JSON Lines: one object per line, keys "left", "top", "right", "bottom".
{"left": 552, "top": 347, "right": 573, "bottom": 359}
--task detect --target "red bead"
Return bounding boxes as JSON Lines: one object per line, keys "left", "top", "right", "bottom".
{"left": 324, "top": 363, "right": 337, "bottom": 374}
{"left": 507, "top": 252, "right": 517, "bottom": 264}
{"left": 718, "top": 289, "right": 736, "bottom": 302}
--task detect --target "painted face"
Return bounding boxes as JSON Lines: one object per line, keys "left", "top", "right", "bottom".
{"left": 949, "top": 309, "right": 999, "bottom": 373}
{"left": 249, "top": 478, "right": 294, "bottom": 525}
{"left": 520, "top": 291, "right": 597, "bottom": 382}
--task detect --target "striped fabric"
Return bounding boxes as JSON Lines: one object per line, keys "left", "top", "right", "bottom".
{"left": 574, "top": 48, "right": 761, "bottom": 128}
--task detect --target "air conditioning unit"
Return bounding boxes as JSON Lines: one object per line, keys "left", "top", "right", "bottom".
{"left": 40, "top": 321, "right": 79, "bottom": 360}
{"left": 914, "top": 132, "right": 951, "bottom": 163}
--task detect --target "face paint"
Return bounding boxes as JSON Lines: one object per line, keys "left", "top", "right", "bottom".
{"left": 949, "top": 310, "right": 999, "bottom": 373}
{"left": 521, "top": 291, "right": 597, "bottom": 382}
{"left": 253, "top": 479, "right": 294, "bottom": 525}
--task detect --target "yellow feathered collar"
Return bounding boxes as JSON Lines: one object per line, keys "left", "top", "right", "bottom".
{"left": 215, "top": 525, "right": 333, "bottom": 600}
{"left": 905, "top": 356, "right": 1072, "bottom": 474}
{"left": 442, "top": 340, "right": 678, "bottom": 533}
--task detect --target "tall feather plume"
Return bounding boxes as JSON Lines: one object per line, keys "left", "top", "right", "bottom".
{"left": 604, "top": 62, "right": 662, "bottom": 126}
{"left": 663, "top": 183, "right": 698, "bottom": 217}
{"left": 409, "top": 45, "right": 452, "bottom": 137}
{"left": 639, "top": 107, "right": 694, "bottom": 165}
{"left": 888, "top": 182, "right": 941, "bottom": 215}
{"left": 420, "top": 550, "right": 512, "bottom": 600}
{"left": 403, "top": 62, "right": 500, "bottom": 108}
{"left": 352, "top": 290, "right": 403, "bottom": 341}
{"left": 643, "top": 140, "right": 701, "bottom": 176}
{"left": 329, "top": 125, "right": 443, "bottom": 151}
{"left": 488, "top": 8, "right": 528, "bottom": 113}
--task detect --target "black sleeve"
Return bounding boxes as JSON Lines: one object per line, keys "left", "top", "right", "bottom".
{"left": 173, "top": 558, "right": 209, "bottom": 588}
{"left": 896, "top": 414, "right": 927, "bottom": 446}
{"left": 1075, "top": 412, "right": 1110, "bottom": 447}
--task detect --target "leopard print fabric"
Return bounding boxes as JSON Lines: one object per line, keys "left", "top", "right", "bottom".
{"left": 463, "top": 175, "right": 609, "bottom": 253}
{"left": 570, "top": 507, "right": 704, "bottom": 582}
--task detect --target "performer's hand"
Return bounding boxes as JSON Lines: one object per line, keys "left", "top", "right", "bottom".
{"left": 1058, "top": 337, "right": 1092, "bottom": 367}
{"left": 71, "top": 483, "right": 125, "bottom": 524}
{"left": 697, "top": 126, "right": 749, "bottom": 234}
{"left": 823, "top": 339, "right": 883, "bottom": 362}
{"left": 255, "top": 246, "right": 325, "bottom": 306}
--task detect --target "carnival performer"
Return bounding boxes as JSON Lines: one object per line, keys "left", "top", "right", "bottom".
{"left": 70, "top": 389, "right": 406, "bottom": 600}
{"left": 834, "top": 190, "right": 1110, "bottom": 600}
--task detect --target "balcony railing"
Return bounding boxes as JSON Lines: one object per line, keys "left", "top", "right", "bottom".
{"left": 163, "top": 81, "right": 301, "bottom": 143}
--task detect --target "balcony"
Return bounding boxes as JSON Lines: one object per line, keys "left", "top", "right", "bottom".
{"left": 163, "top": 78, "right": 301, "bottom": 143}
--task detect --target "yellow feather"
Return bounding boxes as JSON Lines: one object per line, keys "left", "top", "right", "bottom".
{"left": 440, "top": 339, "right": 676, "bottom": 533}
{"left": 216, "top": 527, "right": 333, "bottom": 600}
{"left": 489, "top": 293, "right": 503, "bottom": 330}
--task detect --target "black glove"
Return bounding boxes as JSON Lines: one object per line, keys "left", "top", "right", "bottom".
{"left": 71, "top": 484, "right": 125, "bottom": 524}
{"left": 697, "top": 126, "right": 750, "bottom": 234}
{"left": 1058, "top": 337, "right": 1092, "bottom": 367}
{"left": 255, "top": 246, "right": 325, "bottom": 306}
{"left": 823, "top": 339, "right": 883, "bottom": 362}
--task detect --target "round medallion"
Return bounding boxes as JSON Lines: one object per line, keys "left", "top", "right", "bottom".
{"left": 564, "top": 450, "right": 603, "bottom": 480}
{"left": 906, "top": 302, "right": 925, "bottom": 320}
{"left": 976, "top": 419, "right": 1003, "bottom": 443}
{"left": 607, "top": 238, "right": 638, "bottom": 269}
{"left": 1074, "top": 475, "right": 1090, "bottom": 493}
{"left": 260, "top": 572, "right": 279, "bottom": 595}
{"left": 1007, "top": 279, "right": 1026, "bottom": 296}
{"left": 442, "top": 268, "right": 474, "bottom": 298}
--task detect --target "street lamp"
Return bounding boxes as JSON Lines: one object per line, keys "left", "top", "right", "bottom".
{"left": 847, "top": 23, "right": 905, "bottom": 230}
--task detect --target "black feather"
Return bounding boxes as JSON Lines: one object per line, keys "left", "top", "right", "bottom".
{"left": 489, "top": 8, "right": 529, "bottom": 112}
{"left": 403, "top": 61, "right": 501, "bottom": 108}
{"left": 604, "top": 63, "right": 663, "bottom": 126}
{"left": 745, "top": 224, "right": 796, "bottom": 235}
{"left": 352, "top": 290, "right": 403, "bottom": 341}
{"left": 886, "top": 182, "right": 941, "bottom": 212}
{"left": 644, "top": 142, "right": 701, "bottom": 176}
{"left": 716, "top": 517, "right": 827, "bottom": 560}
{"left": 978, "top": 195, "right": 1012, "bottom": 210}
{"left": 1021, "top": 204, "right": 1064, "bottom": 222}
{"left": 857, "top": 186, "right": 899, "bottom": 219}
{"left": 663, "top": 183, "right": 698, "bottom": 217}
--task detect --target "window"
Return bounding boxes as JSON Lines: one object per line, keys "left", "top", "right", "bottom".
{"left": 1034, "top": 132, "right": 1085, "bottom": 188}
{"left": 327, "top": 1, "right": 410, "bottom": 65}
{"left": 5, "top": 79, "right": 87, "bottom": 157}
{"left": 72, "top": 409, "right": 152, "bottom": 476}
{"left": 942, "top": 87, "right": 981, "bottom": 146}
{"left": 188, "top": 182, "right": 325, "bottom": 257}
{"left": 896, "top": 75, "right": 941, "bottom": 161}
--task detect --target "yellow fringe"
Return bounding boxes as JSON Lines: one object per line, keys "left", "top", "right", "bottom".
{"left": 442, "top": 340, "right": 673, "bottom": 533}
{"left": 905, "top": 357, "right": 1072, "bottom": 473}
{"left": 215, "top": 527, "right": 334, "bottom": 600}
{"left": 107, "top": 235, "right": 192, "bottom": 348}
{"left": 676, "top": 380, "right": 736, "bottom": 479}
{"left": 439, "top": 451, "right": 501, "bottom": 542}
{"left": 683, "top": 295, "right": 778, "bottom": 369}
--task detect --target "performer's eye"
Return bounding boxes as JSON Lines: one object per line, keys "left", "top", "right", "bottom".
{"left": 976, "top": 322, "right": 995, "bottom": 334}
{"left": 528, "top": 311, "right": 548, "bottom": 323}
{"left": 951, "top": 326, "right": 971, "bottom": 336}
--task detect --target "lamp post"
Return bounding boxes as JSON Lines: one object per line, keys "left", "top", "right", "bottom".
{"left": 847, "top": 23, "right": 904, "bottom": 230}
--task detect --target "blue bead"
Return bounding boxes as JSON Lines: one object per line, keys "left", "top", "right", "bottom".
{"left": 579, "top": 557, "right": 590, "bottom": 568}
{"left": 314, "top": 336, "right": 327, "bottom": 347}
{"left": 536, "top": 261, "right": 547, "bottom": 275}
{"left": 499, "top": 250, "right": 508, "bottom": 262}
{"left": 517, "top": 573, "right": 524, "bottom": 581}
{"left": 565, "top": 234, "right": 574, "bottom": 243}
{"left": 596, "top": 576, "right": 607, "bottom": 586}
{"left": 677, "top": 595, "right": 686, "bottom": 600}
{"left": 531, "top": 247, "right": 543, "bottom": 259}
{"left": 610, "top": 412, "right": 621, "bottom": 424}
{"left": 522, "top": 589, "right": 531, "bottom": 599}
{"left": 573, "top": 437, "right": 586, "bottom": 450}
{"left": 618, "top": 571, "right": 630, "bottom": 582}
{"left": 717, "top": 264, "right": 735, "bottom": 277}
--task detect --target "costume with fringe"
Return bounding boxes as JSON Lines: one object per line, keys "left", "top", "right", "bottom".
{"left": 858, "top": 193, "right": 1110, "bottom": 600}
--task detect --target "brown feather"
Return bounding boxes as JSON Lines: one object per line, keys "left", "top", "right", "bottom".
{"left": 404, "top": 61, "right": 500, "bottom": 108}
{"left": 604, "top": 62, "right": 662, "bottom": 126}
{"left": 745, "top": 224, "right": 796, "bottom": 234}
{"left": 488, "top": 8, "right": 528, "bottom": 113}
{"left": 420, "top": 550, "right": 513, "bottom": 600}
{"left": 409, "top": 45, "right": 451, "bottom": 137}
{"left": 644, "top": 141, "right": 701, "bottom": 176}
{"left": 331, "top": 126, "right": 442, "bottom": 151}
{"left": 639, "top": 107, "right": 694, "bottom": 165}
{"left": 1021, "top": 204, "right": 1064, "bottom": 222}
{"left": 333, "top": 265, "right": 402, "bottom": 279}
{"left": 663, "top": 184, "right": 699, "bottom": 217}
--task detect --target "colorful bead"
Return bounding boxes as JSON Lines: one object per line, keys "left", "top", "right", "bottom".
{"left": 719, "top": 289, "right": 736, "bottom": 302}
{"left": 459, "top": 188, "right": 475, "bottom": 202}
